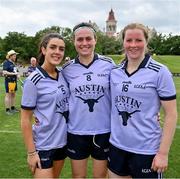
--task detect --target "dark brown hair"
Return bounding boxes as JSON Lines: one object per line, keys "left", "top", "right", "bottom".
{"left": 73, "top": 22, "right": 97, "bottom": 39}
{"left": 38, "top": 33, "right": 64, "bottom": 66}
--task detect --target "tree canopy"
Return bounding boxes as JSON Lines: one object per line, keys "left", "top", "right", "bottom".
{"left": 0, "top": 25, "right": 179, "bottom": 64}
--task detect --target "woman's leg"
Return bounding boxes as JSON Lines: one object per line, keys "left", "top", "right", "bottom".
{"left": 71, "top": 158, "right": 88, "bottom": 178}
{"left": 108, "top": 169, "right": 131, "bottom": 179}
{"left": 53, "top": 159, "right": 65, "bottom": 178}
{"left": 34, "top": 168, "right": 54, "bottom": 178}
{"left": 93, "top": 159, "right": 107, "bottom": 178}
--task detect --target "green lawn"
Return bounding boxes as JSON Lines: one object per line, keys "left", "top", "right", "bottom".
{"left": 109, "top": 54, "right": 180, "bottom": 73}
{"left": 0, "top": 56, "right": 180, "bottom": 177}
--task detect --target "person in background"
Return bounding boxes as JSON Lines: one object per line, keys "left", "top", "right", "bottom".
{"left": 21, "top": 33, "right": 69, "bottom": 178}
{"left": 27, "top": 57, "right": 37, "bottom": 76}
{"left": 3, "top": 50, "right": 20, "bottom": 115}
{"left": 65, "top": 56, "right": 71, "bottom": 62}
{"left": 62, "top": 22, "right": 115, "bottom": 178}
{"left": 108, "top": 23, "right": 177, "bottom": 178}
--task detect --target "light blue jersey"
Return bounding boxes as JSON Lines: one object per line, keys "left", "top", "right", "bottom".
{"left": 62, "top": 54, "right": 115, "bottom": 135}
{"left": 110, "top": 54, "right": 176, "bottom": 154}
{"left": 21, "top": 66, "right": 69, "bottom": 150}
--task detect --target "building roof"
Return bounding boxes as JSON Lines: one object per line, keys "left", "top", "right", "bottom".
{"left": 107, "top": 8, "right": 116, "bottom": 21}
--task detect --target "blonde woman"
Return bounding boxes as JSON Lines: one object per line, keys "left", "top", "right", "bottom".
{"left": 108, "top": 23, "right": 177, "bottom": 178}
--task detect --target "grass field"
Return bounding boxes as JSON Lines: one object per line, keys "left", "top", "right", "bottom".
{"left": 109, "top": 54, "right": 180, "bottom": 73}
{"left": 0, "top": 55, "right": 180, "bottom": 178}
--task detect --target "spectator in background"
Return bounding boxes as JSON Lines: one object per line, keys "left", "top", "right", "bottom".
{"left": 3, "top": 50, "right": 20, "bottom": 115}
{"left": 27, "top": 57, "right": 37, "bottom": 76}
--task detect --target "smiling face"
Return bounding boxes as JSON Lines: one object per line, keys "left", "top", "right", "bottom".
{"left": 123, "top": 28, "right": 148, "bottom": 61}
{"left": 74, "top": 27, "right": 96, "bottom": 58}
{"left": 42, "top": 38, "right": 65, "bottom": 66}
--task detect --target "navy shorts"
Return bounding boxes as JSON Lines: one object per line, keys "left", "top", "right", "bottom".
{"left": 5, "top": 78, "right": 17, "bottom": 93}
{"left": 37, "top": 146, "right": 67, "bottom": 169}
{"left": 108, "top": 144, "right": 162, "bottom": 178}
{"left": 67, "top": 132, "right": 110, "bottom": 160}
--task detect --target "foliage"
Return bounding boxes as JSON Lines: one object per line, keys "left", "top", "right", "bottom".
{"left": 149, "top": 33, "right": 180, "bottom": 55}
{"left": 96, "top": 31, "right": 122, "bottom": 55}
{"left": 0, "top": 26, "right": 179, "bottom": 64}
{"left": 1, "top": 32, "right": 36, "bottom": 64}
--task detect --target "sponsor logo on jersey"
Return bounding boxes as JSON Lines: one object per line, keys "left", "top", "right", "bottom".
{"left": 41, "top": 157, "right": 50, "bottom": 161}
{"left": 104, "top": 148, "right": 109, "bottom": 152}
{"left": 142, "top": 168, "right": 152, "bottom": 173}
{"left": 83, "top": 71, "right": 93, "bottom": 75}
{"left": 122, "top": 81, "right": 132, "bottom": 84}
{"left": 67, "top": 148, "right": 76, "bottom": 153}
{"left": 134, "top": 83, "right": 147, "bottom": 89}
{"left": 97, "top": 73, "right": 109, "bottom": 77}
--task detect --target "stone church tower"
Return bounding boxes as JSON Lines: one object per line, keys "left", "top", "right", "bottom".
{"left": 106, "top": 9, "right": 117, "bottom": 37}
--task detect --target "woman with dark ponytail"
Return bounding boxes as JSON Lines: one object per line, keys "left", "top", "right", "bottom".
{"left": 21, "top": 33, "right": 69, "bottom": 178}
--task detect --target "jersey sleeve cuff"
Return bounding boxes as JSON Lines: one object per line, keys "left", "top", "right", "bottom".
{"left": 159, "top": 94, "right": 176, "bottom": 101}
{"left": 21, "top": 105, "right": 36, "bottom": 110}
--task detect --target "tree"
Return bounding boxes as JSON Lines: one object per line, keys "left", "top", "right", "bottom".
{"left": 149, "top": 32, "right": 180, "bottom": 55}
{"left": 96, "top": 32, "right": 122, "bottom": 55}
{"left": 165, "top": 34, "right": 180, "bottom": 55}
{"left": 0, "top": 26, "right": 179, "bottom": 65}
{"left": 2, "top": 32, "right": 33, "bottom": 63}
{"left": 34, "top": 26, "right": 76, "bottom": 60}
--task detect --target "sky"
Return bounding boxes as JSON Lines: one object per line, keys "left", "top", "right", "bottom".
{"left": 0, "top": 0, "right": 180, "bottom": 38}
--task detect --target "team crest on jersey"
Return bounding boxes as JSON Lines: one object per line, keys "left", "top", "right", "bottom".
{"left": 56, "top": 84, "right": 69, "bottom": 122}
{"left": 56, "top": 97, "right": 69, "bottom": 123}
{"left": 74, "top": 84, "right": 105, "bottom": 112}
{"left": 115, "top": 95, "right": 141, "bottom": 126}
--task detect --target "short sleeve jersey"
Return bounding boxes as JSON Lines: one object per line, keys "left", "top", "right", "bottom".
{"left": 62, "top": 54, "right": 116, "bottom": 135}
{"left": 28, "top": 66, "right": 36, "bottom": 73}
{"left": 3, "top": 59, "right": 17, "bottom": 81}
{"left": 21, "top": 66, "right": 69, "bottom": 150}
{"left": 110, "top": 54, "right": 176, "bottom": 154}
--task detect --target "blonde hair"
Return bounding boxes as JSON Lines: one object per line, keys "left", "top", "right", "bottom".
{"left": 122, "top": 23, "right": 149, "bottom": 42}
{"left": 122, "top": 23, "right": 150, "bottom": 53}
